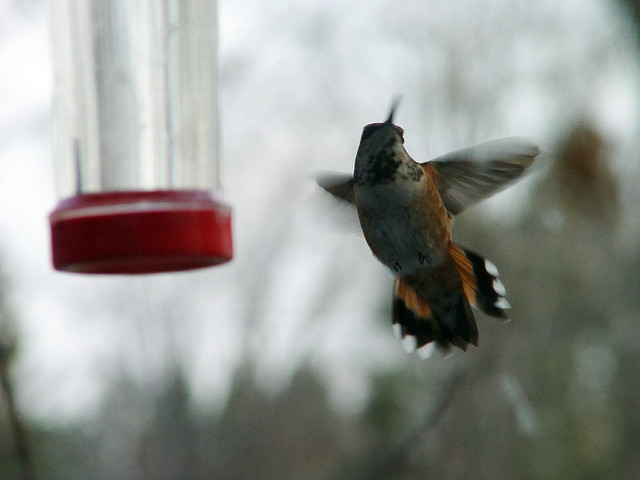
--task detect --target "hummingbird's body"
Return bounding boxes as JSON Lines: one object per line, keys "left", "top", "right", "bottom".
{"left": 354, "top": 132, "right": 450, "bottom": 276}
{"left": 318, "top": 104, "right": 539, "bottom": 355}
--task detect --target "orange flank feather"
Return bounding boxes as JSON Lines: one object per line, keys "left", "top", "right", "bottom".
{"left": 393, "top": 277, "right": 431, "bottom": 319}
{"left": 449, "top": 243, "right": 478, "bottom": 309}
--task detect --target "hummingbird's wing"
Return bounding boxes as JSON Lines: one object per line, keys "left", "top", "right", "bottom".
{"left": 316, "top": 172, "right": 355, "bottom": 204}
{"left": 425, "top": 138, "right": 540, "bottom": 215}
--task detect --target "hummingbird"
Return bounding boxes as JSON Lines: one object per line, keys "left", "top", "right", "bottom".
{"left": 317, "top": 102, "right": 539, "bottom": 356}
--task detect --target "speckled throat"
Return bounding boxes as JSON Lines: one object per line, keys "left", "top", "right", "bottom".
{"left": 354, "top": 138, "right": 424, "bottom": 187}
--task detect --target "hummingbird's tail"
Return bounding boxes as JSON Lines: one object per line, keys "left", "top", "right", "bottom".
{"left": 449, "top": 244, "right": 511, "bottom": 320}
{"left": 391, "top": 244, "right": 509, "bottom": 356}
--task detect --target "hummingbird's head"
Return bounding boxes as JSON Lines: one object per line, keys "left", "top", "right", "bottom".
{"left": 354, "top": 98, "right": 418, "bottom": 186}
{"left": 358, "top": 98, "right": 404, "bottom": 146}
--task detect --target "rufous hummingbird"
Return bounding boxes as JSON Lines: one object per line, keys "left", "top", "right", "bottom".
{"left": 318, "top": 102, "right": 539, "bottom": 356}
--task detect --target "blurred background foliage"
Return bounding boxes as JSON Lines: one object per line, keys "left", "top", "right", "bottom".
{"left": 1, "top": 0, "right": 640, "bottom": 479}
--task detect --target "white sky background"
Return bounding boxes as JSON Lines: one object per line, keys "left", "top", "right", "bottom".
{"left": 0, "top": 0, "right": 638, "bottom": 424}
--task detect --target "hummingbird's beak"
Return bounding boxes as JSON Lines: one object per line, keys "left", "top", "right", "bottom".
{"left": 385, "top": 96, "right": 402, "bottom": 124}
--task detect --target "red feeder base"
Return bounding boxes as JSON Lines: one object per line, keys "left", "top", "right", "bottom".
{"left": 49, "top": 190, "right": 232, "bottom": 274}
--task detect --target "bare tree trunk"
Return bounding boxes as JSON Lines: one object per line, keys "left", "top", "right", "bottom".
{"left": 0, "top": 356, "right": 36, "bottom": 480}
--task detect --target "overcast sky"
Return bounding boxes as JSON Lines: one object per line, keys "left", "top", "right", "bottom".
{"left": 0, "top": 0, "right": 638, "bottom": 424}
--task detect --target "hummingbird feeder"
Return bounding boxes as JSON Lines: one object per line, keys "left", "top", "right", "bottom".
{"left": 49, "top": 0, "right": 232, "bottom": 274}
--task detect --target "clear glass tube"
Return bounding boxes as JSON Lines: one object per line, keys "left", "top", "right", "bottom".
{"left": 49, "top": 0, "right": 231, "bottom": 273}
{"left": 52, "top": 0, "right": 219, "bottom": 197}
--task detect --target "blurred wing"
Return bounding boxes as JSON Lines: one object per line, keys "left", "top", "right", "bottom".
{"left": 316, "top": 172, "right": 355, "bottom": 204}
{"left": 425, "top": 138, "right": 540, "bottom": 215}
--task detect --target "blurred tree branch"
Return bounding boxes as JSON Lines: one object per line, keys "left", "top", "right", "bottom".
{"left": 353, "top": 370, "right": 468, "bottom": 480}
{"left": 618, "top": 0, "right": 640, "bottom": 38}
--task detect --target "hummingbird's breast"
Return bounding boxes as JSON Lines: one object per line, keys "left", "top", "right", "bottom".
{"left": 355, "top": 168, "right": 451, "bottom": 275}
